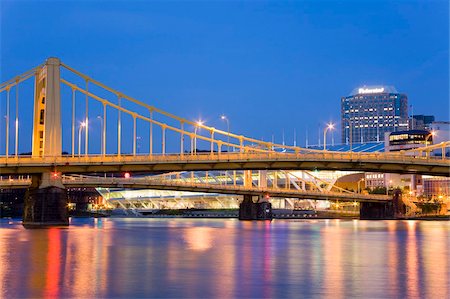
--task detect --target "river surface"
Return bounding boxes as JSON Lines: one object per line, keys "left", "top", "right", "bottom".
{"left": 0, "top": 218, "right": 449, "bottom": 298}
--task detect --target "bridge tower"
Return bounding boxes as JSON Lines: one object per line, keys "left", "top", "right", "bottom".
{"left": 32, "top": 57, "right": 62, "bottom": 158}
{"left": 23, "top": 57, "right": 68, "bottom": 228}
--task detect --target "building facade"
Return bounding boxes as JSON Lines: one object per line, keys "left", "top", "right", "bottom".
{"left": 429, "top": 121, "right": 450, "bottom": 145}
{"left": 412, "top": 115, "right": 435, "bottom": 130}
{"left": 423, "top": 177, "right": 450, "bottom": 199}
{"left": 341, "top": 86, "right": 408, "bottom": 144}
{"left": 386, "top": 130, "right": 432, "bottom": 152}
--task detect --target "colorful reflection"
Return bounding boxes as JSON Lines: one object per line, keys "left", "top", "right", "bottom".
{"left": 0, "top": 218, "right": 448, "bottom": 298}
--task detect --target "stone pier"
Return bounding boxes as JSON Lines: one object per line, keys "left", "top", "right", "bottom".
{"left": 239, "top": 194, "right": 273, "bottom": 220}
{"left": 360, "top": 190, "right": 405, "bottom": 220}
{"left": 23, "top": 173, "right": 68, "bottom": 228}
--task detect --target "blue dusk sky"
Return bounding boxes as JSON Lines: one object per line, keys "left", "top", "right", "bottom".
{"left": 0, "top": 0, "right": 449, "bottom": 151}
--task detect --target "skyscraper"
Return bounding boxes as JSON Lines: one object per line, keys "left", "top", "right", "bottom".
{"left": 341, "top": 86, "right": 408, "bottom": 144}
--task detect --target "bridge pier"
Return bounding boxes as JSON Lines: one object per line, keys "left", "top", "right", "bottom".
{"left": 360, "top": 190, "right": 405, "bottom": 220}
{"left": 239, "top": 195, "right": 272, "bottom": 220}
{"left": 23, "top": 173, "right": 69, "bottom": 228}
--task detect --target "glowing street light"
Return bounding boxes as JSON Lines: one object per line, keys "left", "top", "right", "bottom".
{"left": 357, "top": 178, "right": 365, "bottom": 194}
{"left": 343, "top": 118, "right": 353, "bottom": 151}
{"left": 194, "top": 120, "right": 204, "bottom": 153}
{"left": 425, "top": 130, "right": 436, "bottom": 147}
{"left": 221, "top": 115, "right": 230, "bottom": 152}
{"left": 78, "top": 122, "right": 86, "bottom": 157}
{"left": 323, "top": 123, "right": 334, "bottom": 151}
{"left": 386, "top": 179, "right": 393, "bottom": 195}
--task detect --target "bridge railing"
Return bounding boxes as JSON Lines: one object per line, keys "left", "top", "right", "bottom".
{"left": 1, "top": 150, "right": 448, "bottom": 163}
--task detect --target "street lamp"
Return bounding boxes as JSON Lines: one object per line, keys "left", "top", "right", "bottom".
{"left": 221, "top": 115, "right": 230, "bottom": 152}
{"left": 136, "top": 136, "right": 142, "bottom": 154}
{"left": 386, "top": 179, "right": 393, "bottom": 195}
{"left": 343, "top": 118, "right": 353, "bottom": 151}
{"left": 425, "top": 130, "right": 436, "bottom": 146}
{"left": 357, "top": 178, "right": 365, "bottom": 193}
{"left": 78, "top": 122, "right": 86, "bottom": 157}
{"left": 194, "top": 120, "right": 204, "bottom": 153}
{"left": 323, "top": 123, "right": 334, "bottom": 151}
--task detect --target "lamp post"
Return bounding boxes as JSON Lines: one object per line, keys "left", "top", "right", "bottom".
{"left": 194, "top": 120, "right": 204, "bottom": 154}
{"left": 386, "top": 179, "right": 393, "bottom": 195}
{"left": 323, "top": 123, "right": 334, "bottom": 151}
{"left": 425, "top": 131, "right": 436, "bottom": 158}
{"left": 78, "top": 122, "right": 86, "bottom": 157}
{"left": 343, "top": 118, "right": 353, "bottom": 151}
{"left": 357, "top": 178, "right": 365, "bottom": 193}
{"left": 136, "top": 136, "right": 142, "bottom": 154}
{"left": 425, "top": 131, "right": 436, "bottom": 147}
{"left": 221, "top": 115, "right": 230, "bottom": 152}
{"left": 97, "top": 115, "right": 104, "bottom": 156}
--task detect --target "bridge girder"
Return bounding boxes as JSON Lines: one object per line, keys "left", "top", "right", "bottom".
{"left": 0, "top": 156, "right": 448, "bottom": 176}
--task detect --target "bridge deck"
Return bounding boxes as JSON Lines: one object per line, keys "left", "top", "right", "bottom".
{"left": 0, "top": 152, "right": 448, "bottom": 176}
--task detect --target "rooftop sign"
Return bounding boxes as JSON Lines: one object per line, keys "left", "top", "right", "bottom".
{"left": 358, "top": 87, "right": 385, "bottom": 94}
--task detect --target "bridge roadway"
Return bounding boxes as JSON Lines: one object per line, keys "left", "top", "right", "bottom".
{"left": 0, "top": 175, "right": 390, "bottom": 203}
{"left": 0, "top": 151, "right": 449, "bottom": 176}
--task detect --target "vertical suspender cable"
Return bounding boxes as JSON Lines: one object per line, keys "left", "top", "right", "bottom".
{"left": 14, "top": 81, "right": 19, "bottom": 157}
{"left": 6, "top": 87, "right": 10, "bottom": 157}
{"left": 210, "top": 130, "right": 214, "bottom": 154}
{"left": 180, "top": 121, "right": 184, "bottom": 155}
{"left": 14, "top": 79, "right": 19, "bottom": 158}
{"left": 149, "top": 109, "right": 153, "bottom": 156}
{"left": 71, "top": 88, "right": 75, "bottom": 157}
{"left": 133, "top": 116, "right": 136, "bottom": 156}
{"left": 103, "top": 103, "right": 106, "bottom": 156}
{"left": 162, "top": 126, "right": 166, "bottom": 155}
{"left": 117, "top": 96, "right": 121, "bottom": 156}
{"left": 85, "top": 80, "right": 89, "bottom": 156}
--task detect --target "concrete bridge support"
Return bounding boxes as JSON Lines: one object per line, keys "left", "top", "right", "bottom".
{"left": 360, "top": 190, "right": 405, "bottom": 220}
{"left": 23, "top": 173, "right": 69, "bottom": 228}
{"left": 23, "top": 57, "right": 68, "bottom": 227}
{"left": 239, "top": 194, "right": 272, "bottom": 220}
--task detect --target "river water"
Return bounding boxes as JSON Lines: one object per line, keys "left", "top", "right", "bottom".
{"left": 0, "top": 218, "right": 449, "bottom": 298}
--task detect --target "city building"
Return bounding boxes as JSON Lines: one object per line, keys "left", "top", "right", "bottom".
{"left": 341, "top": 86, "right": 409, "bottom": 144}
{"left": 365, "top": 129, "right": 433, "bottom": 194}
{"left": 423, "top": 177, "right": 450, "bottom": 199}
{"left": 429, "top": 121, "right": 450, "bottom": 145}
{"left": 385, "top": 129, "right": 433, "bottom": 152}
{"left": 411, "top": 115, "right": 435, "bottom": 130}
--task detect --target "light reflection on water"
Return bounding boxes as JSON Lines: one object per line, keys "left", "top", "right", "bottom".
{"left": 0, "top": 218, "right": 449, "bottom": 298}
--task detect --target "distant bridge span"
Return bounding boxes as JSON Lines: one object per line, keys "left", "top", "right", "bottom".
{"left": 0, "top": 174, "right": 390, "bottom": 203}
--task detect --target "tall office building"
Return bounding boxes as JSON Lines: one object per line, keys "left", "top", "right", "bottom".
{"left": 341, "top": 86, "right": 408, "bottom": 144}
